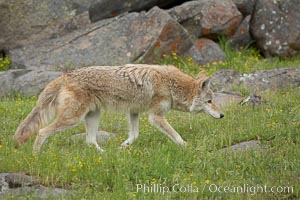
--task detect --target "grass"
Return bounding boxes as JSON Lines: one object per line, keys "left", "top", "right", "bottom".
{"left": 0, "top": 89, "right": 299, "bottom": 199}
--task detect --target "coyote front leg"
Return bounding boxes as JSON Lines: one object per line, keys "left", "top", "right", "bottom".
{"left": 121, "top": 112, "right": 139, "bottom": 148}
{"left": 148, "top": 114, "right": 187, "bottom": 146}
{"left": 85, "top": 109, "right": 104, "bottom": 152}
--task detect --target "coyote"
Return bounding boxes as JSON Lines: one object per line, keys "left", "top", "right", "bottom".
{"left": 14, "top": 64, "right": 224, "bottom": 153}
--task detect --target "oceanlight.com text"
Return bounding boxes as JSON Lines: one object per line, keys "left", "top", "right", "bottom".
{"left": 204, "top": 183, "right": 294, "bottom": 195}
{"left": 135, "top": 183, "right": 294, "bottom": 196}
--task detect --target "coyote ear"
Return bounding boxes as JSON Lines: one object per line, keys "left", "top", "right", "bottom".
{"left": 200, "top": 78, "right": 210, "bottom": 91}
{"left": 196, "top": 71, "right": 206, "bottom": 80}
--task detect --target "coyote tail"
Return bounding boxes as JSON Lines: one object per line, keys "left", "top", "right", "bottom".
{"left": 14, "top": 81, "right": 61, "bottom": 147}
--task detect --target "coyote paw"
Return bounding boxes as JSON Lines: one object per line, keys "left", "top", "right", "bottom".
{"left": 87, "top": 143, "right": 105, "bottom": 153}
{"left": 97, "top": 148, "right": 106, "bottom": 153}
{"left": 120, "top": 141, "right": 131, "bottom": 149}
{"left": 180, "top": 140, "right": 187, "bottom": 147}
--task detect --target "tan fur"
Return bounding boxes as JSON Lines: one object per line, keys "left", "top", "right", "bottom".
{"left": 14, "top": 64, "right": 224, "bottom": 153}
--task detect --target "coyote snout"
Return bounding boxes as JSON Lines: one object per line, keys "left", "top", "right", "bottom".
{"left": 203, "top": 100, "right": 224, "bottom": 119}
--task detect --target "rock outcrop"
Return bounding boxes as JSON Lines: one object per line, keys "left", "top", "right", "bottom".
{"left": 251, "top": 0, "right": 300, "bottom": 57}
{"left": 9, "top": 7, "right": 192, "bottom": 70}
{"left": 210, "top": 68, "right": 300, "bottom": 92}
{"left": 0, "top": 0, "right": 94, "bottom": 50}
{"left": 0, "top": 173, "right": 68, "bottom": 199}
{"left": 186, "top": 38, "right": 225, "bottom": 66}
{"left": 0, "top": 70, "right": 62, "bottom": 97}
{"left": 168, "top": 0, "right": 242, "bottom": 39}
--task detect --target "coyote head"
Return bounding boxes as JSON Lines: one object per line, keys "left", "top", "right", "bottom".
{"left": 190, "top": 72, "right": 224, "bottom": 119}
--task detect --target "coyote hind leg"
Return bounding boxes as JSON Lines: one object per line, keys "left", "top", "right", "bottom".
{"left": 33, "top": 117, "right": 82, "bottom": 154}
{"left": 33, "top": 94, "right": 90, "bottom": 154}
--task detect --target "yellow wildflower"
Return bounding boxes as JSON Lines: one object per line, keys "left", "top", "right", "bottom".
{"left": 151, "top": 178, "right": 157, "bottom": 184}
{"left": 71, "top": 168, "right": 77, "bottom": 173}
{"left": 292, "top": 121, "right": 298, "bottom": 126}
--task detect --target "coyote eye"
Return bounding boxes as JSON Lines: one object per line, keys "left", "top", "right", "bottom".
{"left": 207, "top": 100, "right": 212, "bottom": 103}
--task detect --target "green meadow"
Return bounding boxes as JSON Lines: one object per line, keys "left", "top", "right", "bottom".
{"left": 0, "top": 47, "right": 299, "bottom": 199}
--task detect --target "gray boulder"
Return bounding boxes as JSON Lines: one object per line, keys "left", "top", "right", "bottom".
{"left": 0, "top": 70, "right": 62, "bottom": 97}
{"left": 168, "top": 0, "right": 242, "bottom": 39}
{"left": 0, "top": 0, "right": 94, "bottom": 50}
{"left": 220, "top": 140, "right": 261, "bottom": 152}
{"left": 251, "top": 0, "right": 300, "bottom": 57}
{"left": 9, "top": 7, "right": 192, "bottom": 70}
{"left": 211, "top": 68, "right": 300, "bottom": 92}
{"left": 186, "top": 38, "right": 225, "bottom": 65}
{"left": 240, "top": 68, "right": 300, "bottom": 91}
{"left": 0, "top": 173, "right": 68, "bottom": 199}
